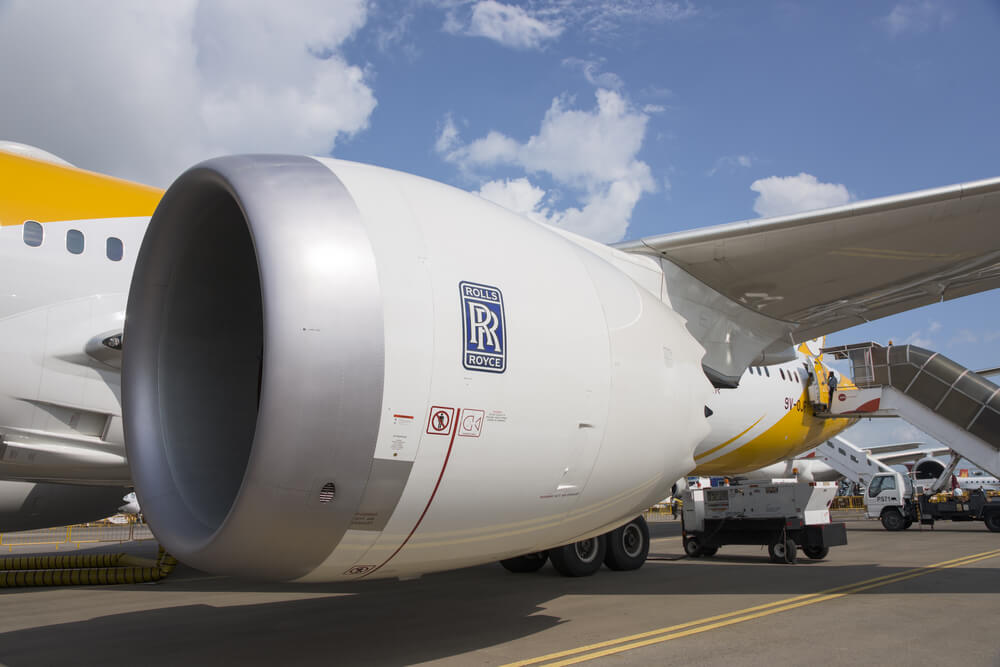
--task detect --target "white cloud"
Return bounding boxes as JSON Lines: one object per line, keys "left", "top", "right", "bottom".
{"left": 439, "top": 89, "right": 655, "bottom": 242}
{"left": 884, "top": 1, "right": 952, "bottom": 36}
{"left": 0, "top": 1, "right": 376, "bottom": 186}
{"left": 708, "top": 154, "right": 753, "bottom": 176}
{"left": 435, "top": 114, "right": 461, "bottom": 154}
{"left": 750, "top": 173, "right": 851, "bottom": 217}
{"left": 444, "top": 1, "right": 563, "bottom": 50}
{"left": 565, "top": 1, "right": 699, "bottom": 36}
{"left": 948, "top": 330, "right": 978, "bottom": 347}
{"left": 477, "top": 177, "right": 551, "bottom": 223}
{"left": 562, "top": 57, "right": 624, "bottom": 91}
{"left": 641, "top": 85, "right": 674, "bottom": 99}
{"left": 438, "top": 1, "right": 695, "bottom": 47}
{"left": 906, "top": 331, "right": 934, "bottom": 348}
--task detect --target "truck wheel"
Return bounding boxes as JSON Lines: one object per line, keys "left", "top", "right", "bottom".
{"left": 683, "top": 536, "right": 703, "bottom": 558}
{"left": 604, "top": 516, "right": 650, "bottom": 571}
{"left": 881, "top": 508, "right": 906, "bottom": 531}
{"left": 768, "top": 539, "right": 797, "bottom": 564}
{"left": 549, "top": 536, "right": 606, "bottom": 577}
{"left": 984, "top": 512, "right": 1000, "bottom": 533}
{"left": 499, "top": 552, "right": 548, "bottom": 573}
{"left": 802, "top": 545, "right": 829, "bottom": 560}
{"left": 700, "top": 546, "right": 719, "bottom": 557}
{"left": 902, "top": 519, "right": 913, "bottom": 530}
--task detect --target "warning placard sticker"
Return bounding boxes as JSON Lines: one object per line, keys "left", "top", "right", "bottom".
{"left": 458, "top": 408, "right": 485, "bottom": 438}
{"left": 426, "top": 406, "right": 455, "bottom": 435}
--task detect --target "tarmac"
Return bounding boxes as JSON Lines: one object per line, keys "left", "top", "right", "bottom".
{"left": 1, "top": 516, "right": 998, "bottom": 666}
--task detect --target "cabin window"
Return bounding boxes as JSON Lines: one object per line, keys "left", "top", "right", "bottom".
{"left": 780, "top": 369, "right": 786, "bottom": 380}
{"left": 23, "top": 220, "right": 43, "bottom": 247}
{"left": 764, "top": 367, "right": 770, "bottom": 377}
{"left": 67, "top": 229, "right": 84, "bottom": 254}
{"left": 107, "top": 237, "right": 123, "bottom": 261}
{"left": 794, "top": 371, "right": 800, "bottom": 382}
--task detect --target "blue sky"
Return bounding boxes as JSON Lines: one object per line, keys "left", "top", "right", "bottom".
{"left": 1, "top": 1, "right": 997, "bottom": 449}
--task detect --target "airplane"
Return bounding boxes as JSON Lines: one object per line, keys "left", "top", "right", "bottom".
{"left": 1, "top": 141, "right": 998, "bottom": 581}
{"left": 740, "top": 442, "right": 950, "bottom": 484}
{"left": 956, "top": 471, "right": 1000, "bottom": 492}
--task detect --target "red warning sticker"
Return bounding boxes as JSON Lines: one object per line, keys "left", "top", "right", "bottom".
{"left": 426, "top": 406, "right": 456, "bottom": 435}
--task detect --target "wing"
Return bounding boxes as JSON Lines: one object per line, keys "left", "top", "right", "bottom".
{"left": 874, "top": 447, "right": 950, "bottom": 466}
{"left": 616, "top": 176, "right": 1000, "bottom": 385}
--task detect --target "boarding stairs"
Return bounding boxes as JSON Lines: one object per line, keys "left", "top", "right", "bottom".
{"left": 816, "top": 342, "right": 1000, "bottom": 481}
{"left": 811, "top": 435, "right": 896, "bottom": 488}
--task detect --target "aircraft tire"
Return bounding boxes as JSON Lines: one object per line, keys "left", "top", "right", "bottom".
{"left": 984, "top": 511, "right": 1000, "bottom": 533}
{"left": 881, "top": 508, "right": 906, "bottom": 531}
{"left": 499, "top": 552, "right": 548, "bottom": 573}
{"left": 768, "top": 538, "right": 797, "bottom": 564}
{"left": 549, "top": 536, "right": 606, "bottom": 577}
{"left": 802, "top": 545, "right": 829, "bottom": 560}
{"left": 603, "top": 516, "right": 650, "bottom": 571}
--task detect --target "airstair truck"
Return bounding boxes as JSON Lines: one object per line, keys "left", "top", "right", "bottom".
{"left": 681, "top": 479, "right": 847, "bottom": 563}
{"left": 865, "top": 470, "right": 1000, "bottom": 532}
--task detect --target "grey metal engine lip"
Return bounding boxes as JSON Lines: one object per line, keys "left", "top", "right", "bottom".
{"left": 124, "top": 155, "right": 385, "bottom": 580}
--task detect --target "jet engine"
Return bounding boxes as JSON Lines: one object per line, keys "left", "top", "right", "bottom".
{"left": 123, "top": 156, "right": 711, "bottom": 582}
{"left": 913, "top": 456, "right": 946, "bottom": 480}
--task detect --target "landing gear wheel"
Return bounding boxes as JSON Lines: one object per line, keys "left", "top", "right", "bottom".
{"left": 881, "top": 508, "right": 906, "bottom": 532}
{"left": 683, "top": 536, "right": 704, "bottom": 558}
{"left": 603, "top": 516, "right": 650, "bottom": 571}
{"left": 500, "top": 552, "right": 548, "bottom": 573}
{"left": 984, "top": 512, "right": 1000, "bottom": 533}
{"left": 549, "top": 536, "right": 606, "bottom": 577}
{"left": 768, "top": 538, "right": 797, "bottom": 564}
{"left": 802, "top": 545, "right": 829, "bottom": 560}
{"left": 700, "top": 546, "right": 719, "bottom": 557}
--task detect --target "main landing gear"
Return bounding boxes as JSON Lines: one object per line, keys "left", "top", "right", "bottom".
{"left": 500, "top": 515, "right": 650, "bottom": 578}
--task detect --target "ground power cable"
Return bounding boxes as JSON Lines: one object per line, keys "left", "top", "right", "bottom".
{"left": 0, "top": 545, "right": 177, "bottom": 587}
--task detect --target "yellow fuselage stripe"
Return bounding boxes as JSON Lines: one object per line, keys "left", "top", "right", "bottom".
{"left": 0, "top": 152, "right": 162, "bottom": 227}
{"left": 693, "top": 368, "right": 856, "bottom": 474}
{"left": 693, "top": 415, "right": 765, "bottom": 461}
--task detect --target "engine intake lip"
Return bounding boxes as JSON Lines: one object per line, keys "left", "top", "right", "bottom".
{"left": 124, "top": 155, "right": 384, "bottom": 579}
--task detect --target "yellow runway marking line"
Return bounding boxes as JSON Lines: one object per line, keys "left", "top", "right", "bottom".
{"left": 503, "top": 548, "right": 1000, "bottom": 667}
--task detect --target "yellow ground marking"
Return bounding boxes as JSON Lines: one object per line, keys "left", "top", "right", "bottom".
{"left": 693, "top": 415, "right": 764, "bottom": 461}
{"left": 0, "top": 151, "right": 161, "bottom": 227}
{"left": 502, "top": 548, "right": 1000, "bottom": 667}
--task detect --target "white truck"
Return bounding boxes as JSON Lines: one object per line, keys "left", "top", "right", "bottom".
{"left": 865, "top": 470, "right": 1000, "bottom": 532}
{"left": 681, "top": 479, "right": 848, "bottom": 563}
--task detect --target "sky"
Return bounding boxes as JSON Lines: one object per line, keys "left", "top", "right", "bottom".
{"left": 1, "top": 0, "right": 998, "bottom": 453}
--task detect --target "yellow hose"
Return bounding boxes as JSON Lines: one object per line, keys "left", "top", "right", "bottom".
{"left": 0, "top": 545, "right": 177, "bottom": 587}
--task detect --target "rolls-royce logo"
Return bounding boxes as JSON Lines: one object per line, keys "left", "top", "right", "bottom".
{"left": 460, "top": 281, "right": 506, "bottom": 373}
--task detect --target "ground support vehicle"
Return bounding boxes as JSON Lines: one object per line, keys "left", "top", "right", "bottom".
{"left": 681, "top": 479, "right": 847, "bottom": 563}
{"left": 866, "top": 471, "right": 1000, "bottom": 532}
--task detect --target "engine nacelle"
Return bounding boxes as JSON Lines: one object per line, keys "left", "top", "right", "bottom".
{"left": 123, "top": 155, "right": 711, "bottom": 581}
{"left": 914, "top": 457, "right": 946, "bottom": 480}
